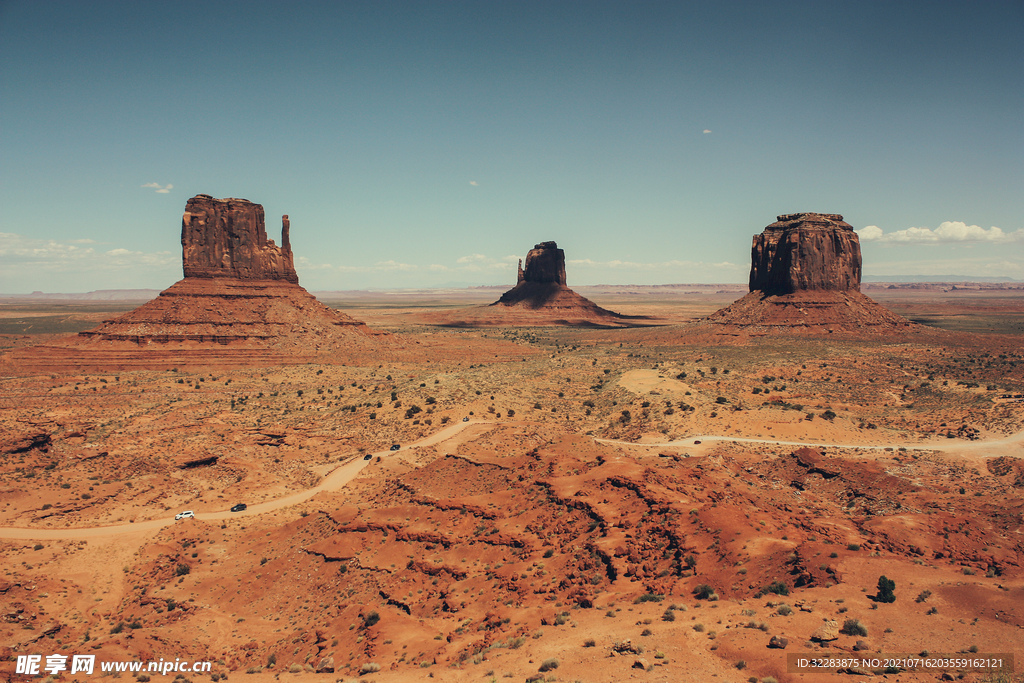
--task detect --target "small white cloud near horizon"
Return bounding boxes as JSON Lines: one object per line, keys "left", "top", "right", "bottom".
{"left": 469, "top": 180, "right": 479, "bottom": 186}
{"left": 568, "top": 258, "right": 743, "bottom": 272}
{"left": 858, "top": 221, "right": 1023, "bottom": 244}
{"left": 456, "top": 253, "right": 488, "bottom": 264}
{"left": 703, "top": 129, "right": 712, "bottom": 134}
{"left": 141, "top": 182, "right": 173, "bottom": 194}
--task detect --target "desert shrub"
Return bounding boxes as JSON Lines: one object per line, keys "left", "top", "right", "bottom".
{"left": 33, "top": 544, "right": 44, "bottom": 550}
{"left": 288, "top": 664, "right": 301, "bottom": 673}
{"left": 662, "top": 609, "right": 676, "bottom": 622}
{"left": 840, "top": 619, "right": 868, "bottom": 637}
{"left": 538, "top": 658, "right": 559, "bottom": 672}
{"left": 137, "top": 675, "right": 151, "bottom": 682}
{"left": 583, "top": 639, "right": 596, "bottom": 648}
{"left": 693, "top": 623, "right": 705, "bottom": 632}
{"left": 543, "top": 548, "right": 554, "bottom": 558}
{"left": 822, "top": 409, "right": 837, "bottom": 421}
{"left": 735, "top": 660, "right": 747, "bottom": 670}
{"left": 110, "top": 622, "right": 124, "bottom": 634}
{"left": 175, "top": 564, "right": 190, "bottom": 576}
{"left": 266, "top": 654, "right": 276, "bottom": 668}
{"left": 693, "top": 584, "right": 718, "bottom": 601}
{"left": 715, "top": 396, "right": 729, "bottom": 404}
{"left": 847, "top": 543, "right": 861, "bottom": 551}
{"left": 915, "top": 590, "right": 932, "bottom": 603}
{"left": 554, "top": 613, "right": 568, "bottom": 626}
{"left": 777, "top": 604, "right": 793, "bottom": 616}
{"left": 762, "top": 580, "right": 789, "bottom": 596}
{"left": 876, "top": 575, "right": 896, "bottom": 603}
{"left": 358, "top": 663, "right": 380, "bottom": 674}
{"left": 634, "top": 593, "right": 664, "bottom": 604}
{"left": 362, "top": 611, "right": 380, "bottom": 629}
{"left": 927, "top": 606, "right": 938, "bottom": 615}
{"left": 641, "top": 628, "right": 653, "bottom": 636}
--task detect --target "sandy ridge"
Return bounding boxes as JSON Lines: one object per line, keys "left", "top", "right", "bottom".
{"left": 4, "top": 420, "right": 1022, "bottom": 541}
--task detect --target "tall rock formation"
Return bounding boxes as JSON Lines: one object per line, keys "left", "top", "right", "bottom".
{"left": 475, "top": 241, "right": 640, "bottom": 326}
{"left": 520, "top": 241, "right": 567, "bottom": 286}
{"left": 705, "top": 213, "right": 914, "bottom": 334}
{"left": 494, "top": 241, "right": 577, "bottom": 309}
{"left": 749, "top": 213, "right": 861, "bottom": 294}
{"left": 4, "top": 195, "right": 385, "bottom": 371}
{"left": 181, "top": 195, "right": 298, "bottom": 283}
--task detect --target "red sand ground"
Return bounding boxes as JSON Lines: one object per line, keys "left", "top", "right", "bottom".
{"left": 2, "top": 288, "right": 1023, "bottom": 683}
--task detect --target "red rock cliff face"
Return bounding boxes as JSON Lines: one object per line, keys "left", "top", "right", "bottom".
{"left": 181, "top": 194, "right": 298, "bottom": 283}
{"left": 749, "top": 213, "right": 861, "bottom": 295}
{"left": 521, "top": 241, "right": 567, "bottom": 285}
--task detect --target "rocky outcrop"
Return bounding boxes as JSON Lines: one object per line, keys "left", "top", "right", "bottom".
{"left": 520, "top": 241, "right": 567, "bottom": 285}
{"left": 702, "top": 213, "right": 917, "bottom": 335}
{"left": 749, "top": 213, "right": 861, "bottom": 295}
{"left": 811, "top": 619, "right": 840, "bottom": 642}
{"left": 3, "top": 195, "right": 386, "bottom": 371}
{"left": 481, "top": 241, "right": 643, "bottom": 327}
{"left": 181, "top": 195, "right": 298, "bottom": 283}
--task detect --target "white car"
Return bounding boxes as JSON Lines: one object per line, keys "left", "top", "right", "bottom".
{"left": 174, "top": 510, "right": 195, "bottom": 520}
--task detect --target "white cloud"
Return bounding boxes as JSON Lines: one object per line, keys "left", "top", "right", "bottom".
{"left": 295, "top": 256, "right": 333, "bottom": 270}
{"left": 456, "top": 253, "right": 488, "bottom": 264}
{"left": 567, "top": 258, "right": 743, "bottom": 272}
{"left": 469, "top": 181, "right": 479, "bottom": 186}
{"left": 703, "top": 129, "right": 712, "bottom": 134}
{"left": 858, "top": 225, "right": 884, "bottom": 241}
{"left": 0, "top": 231, "right": 178, "bottom": 291}
{"left": 142, "top": 182, "right": 173, "bottom": 193}
{"left": 858, "top": 221, "right": 1023, "bottom": 244}
{"left": 865, "top": 255, "right": 1024, "bottom": 279}
{"left": 333, "top": 259, "right": 417, "bottom": 272}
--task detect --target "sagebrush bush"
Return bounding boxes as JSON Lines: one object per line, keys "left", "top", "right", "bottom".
{"left": 840, "top": 619, "right": 868, "bottom": 637}
{"left": 538, "top": 658, "right": 559, "bottom": 672}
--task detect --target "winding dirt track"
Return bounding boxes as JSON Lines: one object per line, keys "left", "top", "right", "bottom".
{"left": 3, "top": 420, "right": 1022, "bottom": 541}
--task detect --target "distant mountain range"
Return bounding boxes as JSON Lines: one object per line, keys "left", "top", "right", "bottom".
{"left": 3, "top": 276, "right": 1022, "bottom": 299}
{"left": 863, "top": 275, "right": 1023, "bottom": 283}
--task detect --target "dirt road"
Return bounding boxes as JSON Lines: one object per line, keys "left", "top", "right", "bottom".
{"left": 4, "top": 419, "right": 1020, "bottom": 540}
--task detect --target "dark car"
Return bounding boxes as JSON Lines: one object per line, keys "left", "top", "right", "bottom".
{"left": 462, "top": 417, "right": 469, "bottom": 422}
{"left": 230, "top": 503, "right": 247, "bottom": 512}
{"left": 693, "top": 440, "right": 702, "bottom": 445}
{"left": 363, "top": 453, "right": 373, "bottom": 460}
{"left": 389, "top": 444, "right": 401, "bottom": 451}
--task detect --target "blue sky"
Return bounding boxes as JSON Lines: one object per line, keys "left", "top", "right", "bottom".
{"left": 1, "top": 0, "right": 1021, "bottom": 292}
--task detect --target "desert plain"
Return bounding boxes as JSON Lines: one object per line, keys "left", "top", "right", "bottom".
{"left": 2, "top": 284, "right": 1024, "bottom": 683}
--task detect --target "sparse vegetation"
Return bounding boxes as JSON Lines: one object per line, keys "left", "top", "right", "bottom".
{"left": 693, "top": 584, "right": 718, "bottom": 601}
{"left": 876, "top": 575, "right": 896, "bottom": 603}
{"left": 538, "top": 658, "right": 559, "bottom": 672}
{"left": 840, "top": 619, "right": 868, "bottom": 637}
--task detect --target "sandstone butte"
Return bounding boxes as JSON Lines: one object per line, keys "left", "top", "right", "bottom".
{"left": 2, "top": 195, "right": 386, "bottom": 372}
{"left": 704, "top": 213, "right": 915, "bottom": 334}
{"left": 427, "top": 241, "right": 646, "bottom": 327}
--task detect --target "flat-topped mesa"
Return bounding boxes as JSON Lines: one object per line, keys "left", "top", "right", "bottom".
{"left": 749, "top": 213, "right": 861, "bottom": 295}
{"left": 181, "top": 194, "right": 298, "bottom": 283}
{"left": 521, "top": 241, "right": 567, "bottom": 285}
